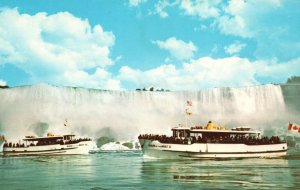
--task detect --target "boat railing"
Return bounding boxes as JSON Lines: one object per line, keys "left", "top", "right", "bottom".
{"left": 3, "top": 138, "right": 92, "bottom": 148}
{"left": 138, "top": 134, "right": 284, "bottom": 145}
{"left": 3, "top": 143, "right": 26, "bottom": 148}
{"left": 64, "top": 138, "right": 92, "bottom": 144}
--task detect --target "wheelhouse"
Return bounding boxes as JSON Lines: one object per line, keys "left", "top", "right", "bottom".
{"left": 172, "top": 127, "right": 190, "bottom": 139}
{"left": 63, "top": 134, "right": 75, "bottom": 141}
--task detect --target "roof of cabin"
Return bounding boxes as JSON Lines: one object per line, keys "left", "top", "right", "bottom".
{"left": 23, "top": 136, "right": 63, "bottom": 141}
{"left": 23, "top": 134, "right": 75, "bottom": 141}
{"left": 171, "top": 127, "right": 260, "bottom": 134}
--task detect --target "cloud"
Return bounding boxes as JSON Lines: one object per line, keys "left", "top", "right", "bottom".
{"left": 215, "top": 0, "right": 300, "bottom": 61}
{"left": 216, "top": 0, "right": 283, "bottom": 38}
{"left": 149, "top": 0, "right": 221, "bottom": 19}
{"left": 149, "top": 0, "right": 180, "bottom": 18}
{"left": 0, "top": 8, "right": 120, "bottom": 90}
{"left": 145, "top": 0, "right": 299, "bottom": 61}
{"left": 119, "top": 57, "right": 256, "bottom": 90}
{"left": 151, "top": 1, "right": 170, "bottom": 18}
{"left": 216, "top": 0, "right": 251, "bottom": 37}
{"left": 120, "top": 64, "right": 179, "bottom": 88}
{"left": 119, "top": 56, "right": 300, "bottom": 90}
{"left": 180, "top": 0, "right": 221, "bottom": 19}
{"left": 224, "top": 41, "right": 246, "bottom": 55}
{"left": 0, "top": 79, "right": 7, "bottom": 86}
{"left": 254, "top": 57, "right": 300, "bottom": 83}
{"left": 217, "top": 14, "right": 250, "bottom": 38}
{"left": 129, "top": 0, "right": 148, "bottom": 7}
{"left": 152, "top": 37, "right": 197, "bottom": 60}
{"left": 63, "top": 68, "right": 121, "bottom": 90}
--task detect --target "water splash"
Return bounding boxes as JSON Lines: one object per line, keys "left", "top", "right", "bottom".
{"left": 0, "top": 84, "right": 292, "bottom": 141}
{"left": 99, "top": 142, "right": 138, "bottom": 151}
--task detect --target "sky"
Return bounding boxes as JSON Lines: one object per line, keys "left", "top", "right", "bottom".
{"left": 0, "top": 0, "right": 299, "bottom": 90}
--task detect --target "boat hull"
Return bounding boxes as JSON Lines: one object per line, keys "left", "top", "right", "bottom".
{"left": 2, "top": 141, "right": 97, "bottom": 156}
{"left": 139, "top": 139, "right": 288, "bottom": 159}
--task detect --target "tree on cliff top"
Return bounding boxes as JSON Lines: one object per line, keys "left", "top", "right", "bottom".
{"left": 287, "top": 76, "right": 300, "bottom": 84}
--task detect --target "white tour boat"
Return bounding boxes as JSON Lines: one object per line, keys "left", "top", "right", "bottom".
{"left": 2, "top": 133, "right": 97, "bottom": 156}
{"left": 139, "top": 122, "right": 288, "bottom": 159}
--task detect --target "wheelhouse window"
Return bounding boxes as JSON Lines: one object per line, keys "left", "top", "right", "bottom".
{"left": 172, "top": 129, "right": 190, "bottom": 139}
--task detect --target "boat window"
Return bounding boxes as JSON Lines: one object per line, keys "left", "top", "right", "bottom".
{"left": 172, "top": 130, "right": 190, "bottom": 139}
{"left": 179, "top": 130, "right": 190, "bottom": 138}
{"left": 179, "top": 131, "right": 183, "bottom": 138}
{"left": 173, "top": 130, "right": 177, "bottom": 138}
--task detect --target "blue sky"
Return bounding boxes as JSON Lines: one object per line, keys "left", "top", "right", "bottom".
{"left": 0, "top": 0, "right": 299, "bottom": 90}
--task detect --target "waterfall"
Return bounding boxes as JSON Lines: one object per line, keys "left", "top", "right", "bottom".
{"left": 0, "top": 84, "right": 289, "bottom": 141}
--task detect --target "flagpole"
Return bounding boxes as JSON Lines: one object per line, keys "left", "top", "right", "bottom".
{"left": 185, "top": 100, "right": 194, "bottom": 128}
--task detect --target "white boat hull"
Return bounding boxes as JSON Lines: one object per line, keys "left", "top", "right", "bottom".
{"left": 140, "top": 139, "right": 288, "bottom": 159}
{"left": 3, "top": 141, "right": 97, "bottom": 156}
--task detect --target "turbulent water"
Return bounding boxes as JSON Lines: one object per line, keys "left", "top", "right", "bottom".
{"left": 0, "top": 83, "right": 295, "bottom": 142}
{"left": 1, "top": 149, "right": 300, "bottom": 190}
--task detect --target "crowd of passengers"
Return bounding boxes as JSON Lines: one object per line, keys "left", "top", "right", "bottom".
{"left": 138, "top": 134, "right": 282, "bottom": 145}
{"left": 3, "top": 142, "right": 26, "bottom": 148}
{"left": 3, "top": 138, "right": 91, "bottom": 148}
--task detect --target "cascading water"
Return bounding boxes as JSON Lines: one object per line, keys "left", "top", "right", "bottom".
{"left": 0, "top": 84, "right": 291, "bottom": 142}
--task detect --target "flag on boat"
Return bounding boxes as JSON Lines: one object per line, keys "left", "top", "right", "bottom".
{"left": 185, "top": 108, "right": 192, "bottom": 115}
{"left": 186, "top": 100, "right": 192, "bottom": 106}
{"left": 288, "top": 122, "right": 300, "bottom": 133}
{"left": 64, "top": 119, "right": 68, "bottom": 127}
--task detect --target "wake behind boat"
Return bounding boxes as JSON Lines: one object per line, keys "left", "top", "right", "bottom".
{"left": 138, "top": 101, "right": 288, "bottom": 159}
{"left": 2, "top": 133, "right": 97, "bottom": 156}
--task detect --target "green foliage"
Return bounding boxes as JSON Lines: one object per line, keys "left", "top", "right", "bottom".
{"left": 96, "top": 136, "right": 115, "bottom": 147}
{"left": 287, "top": 76, "right": 300, "bottom": 84}
{"left": 122, "top": 142, "right": 133, "bottom": 149}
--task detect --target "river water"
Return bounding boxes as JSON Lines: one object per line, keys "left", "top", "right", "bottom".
{"left": 1, "top": 149, "right": 300, "bottom": 190}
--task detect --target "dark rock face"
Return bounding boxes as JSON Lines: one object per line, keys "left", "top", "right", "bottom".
{"left": 96, "top": 137, "right": 115, "bottom": 147}
{"left": 281, "top": 84, "right": 300, "bottom": 113}
{"left": 122, "top": 142, "right": 133, "bottom": 149}
{"left": 29, "top": 122, "right": 49, "bottom": 137}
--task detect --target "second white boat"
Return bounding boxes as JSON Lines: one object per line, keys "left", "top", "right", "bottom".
{"left": 2, "top": 133, "right": 97, "bottom": 156}
{"left": 139, "top": 124, "right": 288, "bottom": 159}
